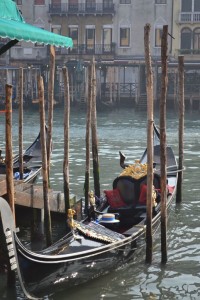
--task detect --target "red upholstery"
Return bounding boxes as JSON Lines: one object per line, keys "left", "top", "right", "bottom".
{"left": 139, "top": 184, "right": 147, "bottom": 205}
{"left": 104, "top": 189, "right": 127, "bottom": 208}
{"left": 139, "top": 185, "right": 175, "bottom": 206}
{"left": 168, "top": 185, "right": 175, "bottom": 195}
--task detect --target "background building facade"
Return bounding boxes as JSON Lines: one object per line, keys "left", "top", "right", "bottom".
{"left": 0, "top": 0, "right": 199, "bottom": 110}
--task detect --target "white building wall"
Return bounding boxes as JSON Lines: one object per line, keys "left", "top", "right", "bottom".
{"left": 113, "top": 0, "right": 173, "bottom": 59}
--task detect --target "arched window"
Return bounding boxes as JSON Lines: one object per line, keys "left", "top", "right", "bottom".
{"left": 181, "top": 28, "right": 192, "bottom": 50}
{"left": 194, "top": 28, "right": 200, "bottom": 51}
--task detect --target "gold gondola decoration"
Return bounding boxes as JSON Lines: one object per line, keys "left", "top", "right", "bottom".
{"left": 119, "top": 160, "right": 150, "bottom": 180}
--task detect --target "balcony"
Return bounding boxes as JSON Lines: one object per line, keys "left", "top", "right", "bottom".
{"left": 49, "top": 3, "right": 115, "bottom": 15}
{"left": 179, "top": 12, "right": 200, "bottom": 23}
{"left": 55, "top": 43, "right": 116, "bottom": 56}
{"left": 178, "top": 49, "right": 200, "bottom": 55}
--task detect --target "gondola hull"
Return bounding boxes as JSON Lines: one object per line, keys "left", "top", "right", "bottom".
{"left": 0, "top": 126, "right": 178, "bottom": 299}
{"left": 0, "top": 130, "right": 44, "bottom": 184}
{"left": 0, "top": 177, "right": 176, "bottom": 298}
{"left": 17, "top": 240, "right": 137, "bottom": 297}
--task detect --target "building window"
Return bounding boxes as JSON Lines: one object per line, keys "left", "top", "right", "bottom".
{"left": 52, "top": 27, "right": 61, "bottom": 35}
{"left": 35, "top": 27, "right": 44, "bottom": 46}
{"left": 86, "top": 0, "right": 96, "bottom": 11}
{"left": 103, "top": 28, "right": 112, "bottom": 52}
{"left": 194, "top": 0, "right": 200, "bottom": 11}
{"left": 34, "top": 0, "right": 45, "bottom": 5}
{"left": 181, "top": 28, "right": 192, "bottom": 49}
{"left": 69, "top": 27, "right": 78, "bottom": 52}
{"left": 52, "top": 27, "right": 61, "bottom": 53}
{"left": 120, "top": 0, "right": 131, "bottom": 4}
{"left": 120, "top": 28, "right": 130, "bottom": 47}
{"left": 103, "top": 0, "right": 114, "bottom": 9}
{"left": 155, "top": 0, "right": 166, "bottom": 4}
{"left": 86, "top": 28, "right": 95, "bottom": 52}
{"left": 181, "top": 0, "right": 192, "bottom": 12}
{"left": 194, "top": 28, "right": 200, "bottom": 51}
{"left": 68, "top": 0, "right": 78, "bottom": 12}
{"left": 181, "top": 0, "right": 200, "bottom": 12}
{"left": 155, "top": 28, "right": 163, "bottom": 47}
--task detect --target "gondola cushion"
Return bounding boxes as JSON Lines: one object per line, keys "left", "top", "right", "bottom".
{"left": 139, "top": 183, "right": 147, "bottom": 205}
{"left": 104, "top": 188, "right": 127, "bottom": 208}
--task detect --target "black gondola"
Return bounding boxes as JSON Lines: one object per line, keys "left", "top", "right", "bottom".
{"left": 0, "top": 126, "right": 178, "bottom": 299}
{"left": 0, "top": 130, "right": 43, "bottom": 184}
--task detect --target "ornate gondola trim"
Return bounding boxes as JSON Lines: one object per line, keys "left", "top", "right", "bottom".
{"left": 73, "top": 220, "right": 125, "bottom": 244}
{"left": 119, "top": 160, "right": 150, "bottom": 180}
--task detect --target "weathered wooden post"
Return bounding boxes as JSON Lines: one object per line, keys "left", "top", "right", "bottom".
{"left": 160, "top": 25, "right": 168, "bottom": 264}
{"left": 109, "top": 67, "right": 113, "bottom": 103}
{"left": 18, "top": 67, "right": 23, "bottom": 180}
{"left": 47, "top": 46, "right": 55, "bottom": 181}
{"left": 5, "top": 84, "right": 15, "bottom": 222}
{"left": 84, "top": 64, "right": 92, "bottom": 215}
{"left": 176, "top": 56, "right": 185, "bottom": 203}
{"left": 144, "top": 24, "right": 154, "bottom": 264}
{"left": 62, "top": 67, "right": 70, "bottom": 213}
{"left": 38, "top": 75, "right": 52, "bottom": 246}
{"left": 5, "top": 84, "right": 16, "bottom": 286}
{"left": 91, "top": 57, "right": 100, "bottom": 198}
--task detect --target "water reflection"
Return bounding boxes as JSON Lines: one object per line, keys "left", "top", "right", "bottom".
{"left": 0, "top": 108, "right": 200, "bottom": 299}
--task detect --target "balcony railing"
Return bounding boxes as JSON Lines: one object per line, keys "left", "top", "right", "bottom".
{"left": 101, "top": 83, "right": 137, "bottom": 98}
{"left": 179, "top": 12, "right": 200, "bottom": 23}
{"left": 178, "top": 48, "right": 200, "bottom": 55}
{"left": 49, "top": 3, "right": 115, "bottom": 15}
{"left": 55, "top": 43, "right": 116, "bottom": 55}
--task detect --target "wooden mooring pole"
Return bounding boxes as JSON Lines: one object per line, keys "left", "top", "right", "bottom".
{"left": 176, "top": 56, "right": 185, "bottom": 203}
{"left": 91, "top": 57, "right": 100, "bottom": 198}
{"left": 160, "top": 25, "right": 168, "bottom": 264}
{"left": 5, "top": 84, "right": 16, "bottom": 286}
{"left": 5, "top": 84, "right": 15, "bottom": 222}
{"left": 18, "top": 67, "right": 24, "bottom": 180}
{"left": 144, "top": 24, "right": 154, "bottom": 264}
{"left": 38, "top": 75, "right": 52, "bottom": 246}
{"left": 84, "top": 64, "right": 92, "bottom": 215}
{"left": 62, "top": 67, "right": 70, "bottom": 214}
{"left": 47, "top": 46, "right": 55, "bottom": 181}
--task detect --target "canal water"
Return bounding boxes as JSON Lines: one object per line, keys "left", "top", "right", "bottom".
{"left": 0, "top": 107, "right": 200, "bottom": 299}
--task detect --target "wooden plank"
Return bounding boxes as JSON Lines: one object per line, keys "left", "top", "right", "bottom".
{"left": 14, "top": 187, "right": 76, "bottom": 213}
{"left": 0, "top": 176, "right": 24, "bottom": 196}
{"left": 0, "top": 178, "right": 7, "bottom": 196}
{"left": 14, "top": 182, "right": 40, "bottom": 193}
{"left": 0, "top": 175, "right": 78, "bottom": 214}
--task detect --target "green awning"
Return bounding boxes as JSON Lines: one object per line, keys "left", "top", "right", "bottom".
{"left": 0, "top": 0, "right": 73, "bottom": 48}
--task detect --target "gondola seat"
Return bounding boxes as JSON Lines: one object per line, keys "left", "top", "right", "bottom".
{"left": 103, "top": 176, "right": 145, "bottom": 227}
{"left": 104, "top": 173, "right": 161, "bottom": 228}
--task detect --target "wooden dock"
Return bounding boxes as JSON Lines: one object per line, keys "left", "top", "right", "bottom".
{"left": 0, "top": 175, "right": 77, "bottom": 214}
